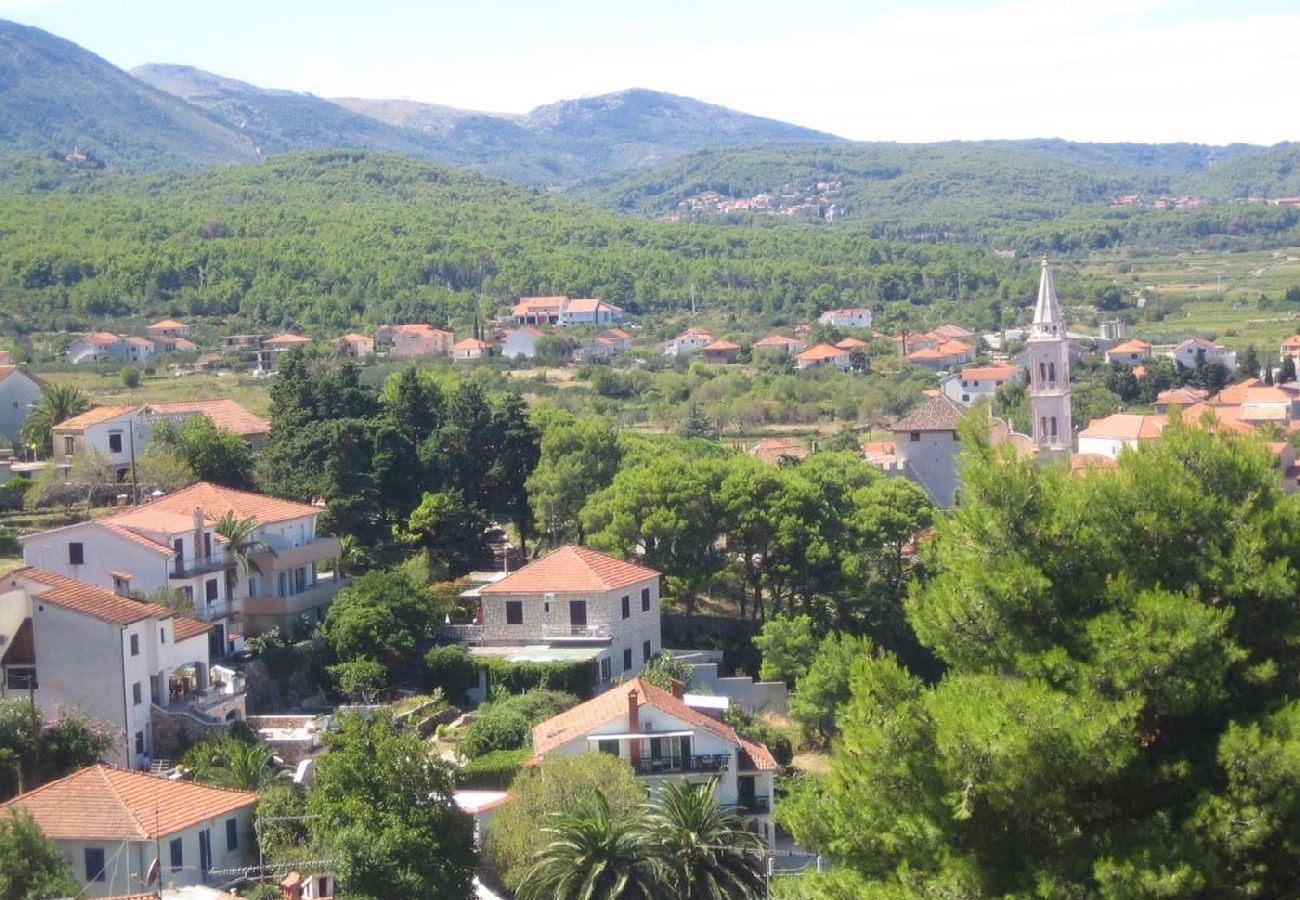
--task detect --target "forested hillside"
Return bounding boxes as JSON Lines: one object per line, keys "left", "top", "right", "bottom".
{"left": 0, "top": 151, "right": 1016, "bottom": 332}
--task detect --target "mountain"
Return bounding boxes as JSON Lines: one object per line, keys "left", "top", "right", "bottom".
{"left": 0, "top": 19, "right": 257, "bottom": 170}
{"left": 131, "top": 64, "right": 461, "bottom": 161}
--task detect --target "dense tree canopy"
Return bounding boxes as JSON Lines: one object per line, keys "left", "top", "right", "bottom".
{"left": 779, "top": 418, "right": 1300, "bottom": 897}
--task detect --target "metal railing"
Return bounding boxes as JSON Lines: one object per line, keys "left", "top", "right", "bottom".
{"left": 437, "top": 624, "right": 483, "bottom": 643}
{"left": 737, "top": 795, "right": 771, "bottom": 814}
{"left": 632, "top": 753, "right": 729, "bottom": 776}
{"left": 170, "top": 552, "right": 234, "bottom": 578}
{"left": 540, "top": 623, "right": 611, "bottom": 640}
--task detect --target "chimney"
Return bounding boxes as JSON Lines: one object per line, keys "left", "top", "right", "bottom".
{"left": 627, "top": 688, "right": 640, "bottom": 766}
{"left": 670, "top": 678, "right": 684, "bottom": 700}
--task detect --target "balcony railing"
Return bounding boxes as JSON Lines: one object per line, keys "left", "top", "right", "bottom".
{"left": 540, "top": 623, "right": 611, "bottom": 640}
{"left": 632, "top": 754, "right": 729, "bottom": 776}
{"left": 737, "top": 795, "right": 771, "bottom": 814}
{"left": 438, "top": 624, "right": 483, "bottom": 643}
{"left": 171, "top": 553, "right": 235, "bottom": 579}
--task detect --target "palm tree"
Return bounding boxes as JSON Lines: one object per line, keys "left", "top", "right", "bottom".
{"left": 19, "top": 383, "right": 90, "bottom": 457}
{"left": 647, "top": 779, "right": 767, "bottom": 900}
{"left": 215, "top": 511, "right": 271, "bottom": 599}
{"left": 518, "top": 793, "right": 665, "bottom": 900}
{"left": 182, "top": 737, "right": 282, "bottom": 791}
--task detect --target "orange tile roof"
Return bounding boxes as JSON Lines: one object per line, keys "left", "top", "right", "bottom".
{"left": 1212, "top": 377, "right": 1262, "bottom": 406}
{"left": 797, "top": 343, "right": 849, "bottom": 361}
{"left": 123, "top": 336, "right": 156, "bottom": 348}
{"left": 565, "top": 298, "right": 608, "bottom": 313}
{"left": 390, "top": 323, "right": 452, "bottom": 337}
{"left": 481, "top": 545, "right": 659, "bottom": 595}
{"left": 748, "top": 438, "right": 808, "bottom": 464}
{"left": 892, "top": 395, "right": 965, "bottom": 432}
{"left": 263, "top": 333, "right": 310, "bottom": 345}
{"left": 106, "top": 482, "right": 320, "bottom": 527}
{"left": 9, "top": 569, "right": 206, "bottom": 637}
{"left": 1107, "top": 339, "right": 1151, "bottom": 355}
{"left": 532, "top": 678, "right": 742, "bottom": 756}
{"left": 55, "top": 405, "right": 137, "bottom": 432}
{"left": 1281, "top": 335, "right": 1300, "bottom": 349}
{"left": 452, "top": 338, "right": 490, "bottom": 350}
{"left": 932, "top": 323, "right": 975, "bottom": 339}
{"left": 738, "top": 736, "right": 779, "bottom": 772}
{"left": 341, "top": 332, "right": 372, "bottom": 342}
{"left": 1078, "top": 413, "right": 1166, "bottom": 441}
{"left": 1156, "top": 386, "right": 1210, "bottom": 406}
{"left": 0, "top": 765, "right": 255, "bottom": 841}
{"left": 601, "top": 328, "right": 632, "bottom": 340}
{"left": 173, "top": 617, "right": 211, "bottom": 641}
{"left": 753, "top": 334, "right": 801, "bottom": 347}
{"left": 937, "top": 340, "right": 974, "bottom": 354}
{"left": 959, "top": 362, "right": 1020, "bottom": 380}
{"left": 906, "top": 348, "right": 946, "bottom": 361}
{"left": 701, "top": 340, "right": 740, "bottom": 352}
{"left": 1242, "top": 385, "right": 1293, "bottom": 404}
{"left": 79, "top": 332, "right": 121, "bottom": 346}
{"left": 143, "top": 398, "right": 269, "bottom": 438}
{"left": 835, "top": 337, "right": 868, "bottom": 349}
{"left": 147, "top": 319, "right": 187, "bottom": 330}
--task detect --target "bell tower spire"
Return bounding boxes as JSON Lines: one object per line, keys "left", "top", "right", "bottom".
{"left": 1026, "top": 258, "right": 1072, "bottom": 451}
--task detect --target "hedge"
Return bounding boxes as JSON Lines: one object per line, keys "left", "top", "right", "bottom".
{"left": 457, "top": 747, "right": 531, "bottom": 790}
{"left": 477, "top": 657, "right": 597, "bottom": 698}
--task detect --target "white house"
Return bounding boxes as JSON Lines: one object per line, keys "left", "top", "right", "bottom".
{"left": 0, "top": 764, "right": 256, "bottom": 898}
{"left": 68, "top": 333, "right": 159, "bottom": 365}
{"left": 455, "top": 545, "right": 662, "bottom": 690}
{"left": 147, "top": 318, "right": 191, "bottom": 338}
{"left": 560, "top": 298, "right": 625, "bottom": 327}
{"left": 1171, "top": 337, "right": 1238, "bottom": 373}
{"left": 1104, "top": 339, "right": 1152, "bottom": 367}
{"left": 794, "top": 343, "right": 851, "bottom": 371}
{"left": 530, "top": 678, "right": 779, "bottom": 841}
{"left": 818, "top": 308, "right": 873, "bottom": 329}
{"left": 502, "top": 326, "right": 545, "bottom": 359}
{"left": 376, "top": 323, "right": 453, "bottom": 357}
{"left": 51, "top": 400, "right": 270, "bottom": 480}
{"left": 0, "top": 364, "right": 45, "bottom": 444}
{"left": 663, "top": 329, "right": 714, "bottom": 357}
{"left": 752, "top": 335, "right": 805, "bottom": 357}
{"left": 0, "top": 568, "right": 234, "bottom": 769}
{"left": 451, "top": 337, "right": 492, "bottom": 362}
{"left": 941, "top": 361, "right": 1024, "bottom": 406}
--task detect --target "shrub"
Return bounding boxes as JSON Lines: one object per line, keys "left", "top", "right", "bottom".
{"left": 460, "top": 708, "right": 530, "bottom": 759}
{"left": 478, "top": 657, "right": 597, "bottom": 697}
{"left": 725, "top": 705, "right": 794, "bottom": 767}
{"left": 457, "top": 747, "right": 530, "bottom": 789}
{"left": 424, "top": 644, "right": 477, "bottom": 704}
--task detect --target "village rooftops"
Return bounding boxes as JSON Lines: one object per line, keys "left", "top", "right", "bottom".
{"left": 480, "top": 544, "right": 659, "bottom": 594}
{"left": 0, "top": 764, "right": 256, "bottom": 841}
{"left": 892, "top": 394, "right": 966, "bottom": 433}
{"left": 8, "top": 568, "right": 208, "bottom": 638}
{"left": 103, "top": 481, "right": 321, "bottom": 527}
{"left": 54, "top": 404, "right": 138, "bottom": 432}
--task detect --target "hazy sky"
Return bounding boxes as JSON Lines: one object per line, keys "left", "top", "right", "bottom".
{"left": 3, "top": 0, "right": 1294, "bottom": 144}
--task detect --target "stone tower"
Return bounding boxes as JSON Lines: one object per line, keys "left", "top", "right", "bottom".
{"left": 1027, "top": 258, "right": 1072, "bottom": 451}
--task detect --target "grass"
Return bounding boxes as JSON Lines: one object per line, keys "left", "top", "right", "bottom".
{"left": 28, "top": 367, "right": 273, "bottom": 416}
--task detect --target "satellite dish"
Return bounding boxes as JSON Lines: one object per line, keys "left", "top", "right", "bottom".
{"left": 145, "top": 858, "right": 160, "bottom": 886}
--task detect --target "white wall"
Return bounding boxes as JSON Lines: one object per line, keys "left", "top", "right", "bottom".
{"left": 895, "top": 429, "right": 961, "bottom": 507}
{"left": 22, "top": 522, "right": 170, "bottom": 592}
{"left": 0, "top": 370, "right": 44, "bottom": 443}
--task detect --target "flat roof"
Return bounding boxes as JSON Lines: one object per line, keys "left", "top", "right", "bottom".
{"left": 468, "top": 645, "right": 603, "bottom": 663}
{"left": 684, "top": 694, "right": 729, "bottom": 711}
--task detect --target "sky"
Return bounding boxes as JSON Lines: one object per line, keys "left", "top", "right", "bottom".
{"left": 3, "top": 0, "right": 1295, "bottom": 145}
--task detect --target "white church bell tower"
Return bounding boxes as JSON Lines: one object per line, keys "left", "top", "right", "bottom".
{"left": 1027, "top": 258, "right": 1072, "bottom": 451}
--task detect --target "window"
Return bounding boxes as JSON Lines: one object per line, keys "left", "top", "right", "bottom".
{"left": 597, "top": 739, "right": 619, "bottom": 756}
{"left": 643, "top": 640, "right": 652, "bottom": 663}
{"left": 623, "top": 647, "right": 633, "bottom": 671}
{"left": 600, "top": 657, "right": 612, "bottom": 681}
{"left": 909, "top": 431, "right": 920, "bottom": 442}
{"left": 621, "top": 595, "right": 630, "bottom": 619}
{"left": 108, "top": 431, "right": 123, "bottom": 453}
{"left": 203, "top": 532, "right": 212, "bottom": 557}
{"left": 962, "top": 394, "right": 970, "bottom": 403}
{"left": 63, "top": 435, "right": 75, "bottom": 455}
{"left": 569, "top": 600, "right": 587, "bottom": 627}
{"left": 160, "top": 627, "right": 166, "bottom": 643}
{"left": 1050, "top": 417, "right": 1058, "bottom": 438}
{"left": 226, "top": 817, "right": 239, "bottom": 852}
{"left": 505, "top": 601, "right": 523, "bottom": 625}
{"left": 132, "top": 682, "right": 142, "bottom": 705}
{"left": 206, "top": 579, "right": 219, "bottom": 604}
{"left": 68, "top": 542, "right": 84, "bottom": 565}
{"left": 641, "top": 588, "right": 650, "bottom": 611}
{"left": 199, "top": 829, "right": 212, "bottom": 875}
{"left": 84, "top": 847, "right": 106, "bottom": 882}
{"left": 135, "top": 730, "right": 144, "bottom": 756}
{"left": 5, "top": 668, "right": 36, "bottom": 690}
{"left": 129, "top": 633, "right": 139, "bottom": 656}
{"left": 170, "top": 837, "right": 183, "bottom": 872}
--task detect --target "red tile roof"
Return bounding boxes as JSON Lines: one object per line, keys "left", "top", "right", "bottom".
{"left": 835, "top": 337, "right": 868, "bottom": 350}
{"left": 143, "top": 399, "right": 269, "bottom": 438}
{"left": 0, "top": 765, "right": 255, "bottom": 841}
{"left": 1078, "top": 413, "right": 1165, "bottom": 441}
{"left": 1107, "top": 339, "right": 1151, "bottom": 355}
{"left": 263, "top": 333, "right": 311, "bottom": 345}
{"left": 959, "top": 362, "right": 1020, "bottom": 381}
{"left": 797, "top": 343, "right": 849, "bottom": 361}
{"left": 566, "top": 298, "right": 612, "bottom": 314}
{"left": 481, "top": 545, "right": 659, "bottom": 595}
{"left": 9, "top": 569, "right": 207, "bottom": 637}
{"left": 1212, "top": 377, "right": 1262, "bottom": 406}
{"left": 147, "top": 319, "right": 187, "bottom": 330}
{"left": 452, "top": 338, "right": 490, "bottom": 351}
{"left": 701, "top": 340, "right": 740, "bottom": 352}
{"left": 753, "top": 334, "right": 801, "bottom": 347}
{"left": 738, "top": 736, "right": 779, "bottom": 772}
{"left": 54, "top": 405, "right": 137, "bottom": 432}
{"left": 892, "top": 395, "right": 965, "bottom": 432}
{"left": 532, "top": 678, "right": 742, "bottom": 756}
{"left": 106, "top": 482, "right": 320, "bottom": 527}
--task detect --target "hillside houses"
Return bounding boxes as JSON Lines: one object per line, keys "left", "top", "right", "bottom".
{"left": 795, "top": 343, "right": 851, "bottom": 371}
{"left": 509, "top": 296, "right": 625, "bottom": 327}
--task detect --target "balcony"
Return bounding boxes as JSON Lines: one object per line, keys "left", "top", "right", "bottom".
{"left": 737, "top": 795, "right": 771, "bottom": 814}
{"left": 170, "top": 552, "right": 235, "bottom": 579}
{"left": 632, "top": 754, "right": 729, "bottom": 777}
{"left": 540, "top": 623, "right": 611, "bottom": 641}
{"left": 438, "top": 624, "right": 482, "bottom": 643}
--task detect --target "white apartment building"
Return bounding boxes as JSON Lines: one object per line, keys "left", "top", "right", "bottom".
{"left": 531, "top": 677, "right": 779, "bottom": 841}
{"left": 0, "top": 568, "right": 234, "bottom": 769}
{"left": 0, "top": 764, "right": 256, "bottom": 898}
